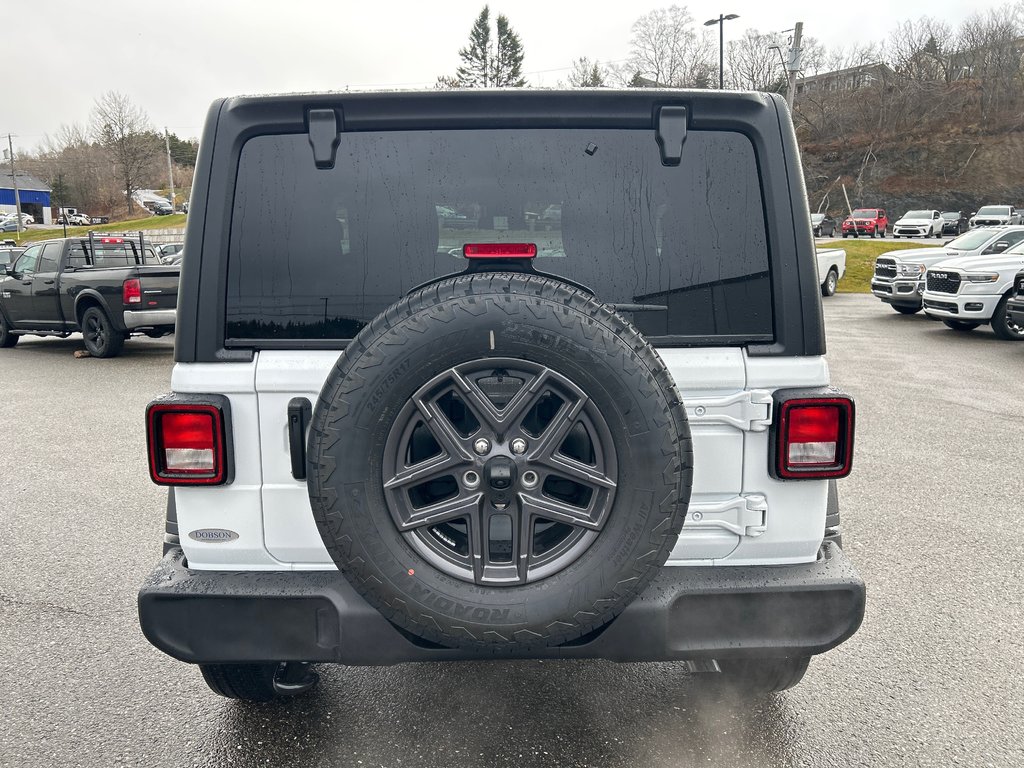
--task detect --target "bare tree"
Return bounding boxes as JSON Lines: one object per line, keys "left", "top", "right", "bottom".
{"left": 726, "top": 29, "right": 787, "bottom": 92}
{"left": 566, "top": 57, "right": 607, "bottom": 87}
{"left": 628, "top": 6, "right": 714, "bottom": 87}
{"left": 90, "top": 91, "right": 161, "bottom": 214}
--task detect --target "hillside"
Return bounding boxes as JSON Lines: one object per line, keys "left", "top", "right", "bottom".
{"left": 800, "top": 124, "right": 1024, "bottom": 216}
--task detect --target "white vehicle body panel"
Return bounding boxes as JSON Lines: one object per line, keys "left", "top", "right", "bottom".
{"left": 922, "top": 249, "right": 1024, "bottom": 320}
{"left": 171, "top": 349, "right": 832, "bottom": 571}
{"left": 815, "top": 248, "right": 846, "bottom": 289}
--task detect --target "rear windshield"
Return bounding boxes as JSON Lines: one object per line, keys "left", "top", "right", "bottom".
{"left": 226, "top": 129, "right": 773, "bottom": 344}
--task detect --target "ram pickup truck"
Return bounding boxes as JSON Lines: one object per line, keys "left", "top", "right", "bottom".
{"left": 137, "top": 89, "right": 864, "bottom": 703}
{"left": 871, "top": 226, "right": 1024, "bottom": 314}
{"left": 0, "top": 233, "right": 179, "bottom": 356}
{"left": 921, "top": 239, "right": 1024, "bottom": 339}
{"left": 969, "top": 205, "right": 1021, "bottom": 228}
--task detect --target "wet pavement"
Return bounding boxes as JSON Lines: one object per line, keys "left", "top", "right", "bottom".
{"left": 1, "top": 295, "right": 1022, "bottom": 767}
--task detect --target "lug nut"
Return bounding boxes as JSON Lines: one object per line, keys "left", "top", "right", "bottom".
{"left": 463, "top": 470, "right": 481, "bottom": 489}
{"left": 510, "top": 438, "right": 528, "bottom": 455}
{"left": 521, "top": 470, "right": 539, "bottom": 489}
{"left": 473, "top": 438, "right": 491, "bottom": 455}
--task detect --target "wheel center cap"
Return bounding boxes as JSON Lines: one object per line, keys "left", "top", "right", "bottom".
{"left": 482, "top": 456, "right": 518, "bottom": 506}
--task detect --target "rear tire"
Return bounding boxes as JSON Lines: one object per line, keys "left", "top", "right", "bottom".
{"left": 943, "top": 319, "right": 980, "bottom": 332}
{"left": 710, "top": 657, "right": 811, "bottom": 695}
{"left": 0, "top": 312, "right": 18, "bottom": 347}
{"left": 200, "top": 664, "right": 278, "bottom": 702}
{"left": 81, "top": 306, "right": 125, "bottom": 358}
{"left": 893, "top": 305, "right": 921, "bottom": 315}
{"left": 990, "top": 294, "right": 1024, "bottom": 340}
{"left": 821, "top": 268, "right": 838, "bottom": 297}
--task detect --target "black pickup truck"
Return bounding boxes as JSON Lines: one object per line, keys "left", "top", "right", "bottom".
{"left": 0, "top": 233, "right": 179, "bottom": 357}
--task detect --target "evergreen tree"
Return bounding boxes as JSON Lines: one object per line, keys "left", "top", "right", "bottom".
{"left": 492, "top": 14, "right": 526, "bottom": 87}
{"left": 455, "top": 6, "right": 492, "bottom": 87}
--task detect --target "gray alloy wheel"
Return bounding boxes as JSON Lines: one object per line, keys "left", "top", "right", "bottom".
{"left": 381, "top": 359, "right": 617, "bottom": 586}
{"left": 991, "top": 294, "right": 1024, "bottom": 340}
{"left": 81, "top": 306, "right": 125, "bottom": 358}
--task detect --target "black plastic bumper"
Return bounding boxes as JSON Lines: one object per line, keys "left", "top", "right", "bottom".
{"left": 139, "top": 543, "right": 865, "bottom": 665}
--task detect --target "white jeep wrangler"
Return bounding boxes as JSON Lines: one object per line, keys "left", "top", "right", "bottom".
{"left": 138, "top": 89, "right": 864, "bottom": 701}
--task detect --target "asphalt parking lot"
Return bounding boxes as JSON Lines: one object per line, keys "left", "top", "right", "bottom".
{"left": 1, "top": 294, "right": 1022, "bottom": 768}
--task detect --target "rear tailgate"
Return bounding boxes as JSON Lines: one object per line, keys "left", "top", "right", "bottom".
{"left": 136, "top": 266, "right": 180, "bottom": 311}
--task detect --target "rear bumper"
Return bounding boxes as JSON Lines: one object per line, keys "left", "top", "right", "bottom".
{"left": 123, "top": 309, "right": 176, "bottom": 329}
{"left": 138, "top": 543, "right": 865, "bottom": 665}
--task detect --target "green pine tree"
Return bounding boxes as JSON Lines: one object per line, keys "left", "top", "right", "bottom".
{"left": 455, "top": 6, "right": 492, "bottom": 87}
{"left": 492, "top": 14, "right": 526, "bottom": 87}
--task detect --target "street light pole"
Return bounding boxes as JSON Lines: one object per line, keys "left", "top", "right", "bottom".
{"left": 704, "top": 13, "right": 739, "bottom": 90}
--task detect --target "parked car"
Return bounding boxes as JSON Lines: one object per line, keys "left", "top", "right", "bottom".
{"left": 871, "top": 226, "right": 1024, "bottom": 314}
{"left": 892, "top": 210, "right": 942, "bottom": 238}
{"left": 816, "top": 247, "right": 846, "bottom": 296}
{"left": 841, "top": 208, "right": 887, "bottom": 238}
{"left": 921, "top": 238, "right": 1024, "bottom": 339}
{"left": 940, "top": 211, "right": 969, "bottom": 235}
{"left": 810, "top": 213, "right": 837, "bottom": 237}
{"left": 1006, "top": 270, "right": 1024, "bottom": 331}
{"left": 0, "top": 232, "right": 180, "bottom": 356}
{"left": 156, "top": 243, "right": 184, "bottom": 260}
{"left": 56, "top": 213, "right": 91, "bottom": 226}
{"left": 0, "top": 219, "right": 21, "bottom": 232}
{"left": 2, "top": 212, "right": 34, "bottom": 227}
{"left": 135, "top": 89, "right": 864, "bottom": 703}
{"left": 0, "top": 246, "right": 24, "bottom": 268}
{"left": 969, "top": 205, "right": 1021, "bottom": 228}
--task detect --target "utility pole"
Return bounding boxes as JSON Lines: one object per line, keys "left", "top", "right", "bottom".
{"left": 164, "top": 129, "right": 176, "bottom": 213}
{"left": 786, "top": 22, "right": 804, "bottom": 113}
{"left": 5, "top": 134, "right": 23, "bottom": 235}
{"left": 57, "top": 172, "right": 68, "bottom": 238}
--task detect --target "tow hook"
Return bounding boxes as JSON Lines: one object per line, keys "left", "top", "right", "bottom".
{"left": 272, "top": 662, "right": 319, "bottom": 696}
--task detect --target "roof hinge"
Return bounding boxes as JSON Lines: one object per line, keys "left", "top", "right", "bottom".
{"left": 307, "top": 108, "right": 343, "bottom": 170}
{"left": 655, "top": 105, "right": 688, "bottom": 166}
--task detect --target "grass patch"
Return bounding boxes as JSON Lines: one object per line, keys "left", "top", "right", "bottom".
{"left": 2, "top": 214, "right": 186, "bottom": 245}
{"left": 821, "top": 239, "right": 935, "bottom": 293}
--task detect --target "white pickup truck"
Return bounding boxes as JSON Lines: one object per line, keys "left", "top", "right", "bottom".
{"left": 816, "top": 247, "right": 846, "bottom": 296}
{"left": 921, "top": 239, "right": 1024, "bottom": 339}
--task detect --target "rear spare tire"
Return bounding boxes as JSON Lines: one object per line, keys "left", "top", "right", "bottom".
{"left": 307, "top": 273, "right": 693, "bottom": 650}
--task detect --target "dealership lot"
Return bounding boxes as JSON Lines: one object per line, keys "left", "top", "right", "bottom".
{"left": 1, "top": 294, "right": 1022, "bottom": 768}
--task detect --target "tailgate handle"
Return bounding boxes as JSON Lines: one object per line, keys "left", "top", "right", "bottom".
{"left": 287, "top": 398, "right": 313, "bottom": 480}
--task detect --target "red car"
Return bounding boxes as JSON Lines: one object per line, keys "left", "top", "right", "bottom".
{"left": 842, "top": 208, "right": 888, "bottom": 238}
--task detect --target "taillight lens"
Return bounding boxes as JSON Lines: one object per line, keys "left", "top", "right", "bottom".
{"left": 123, "top": 278, "right": 142, "bottom": 304}
{"left": 463, "top": 243, "right": 537, "bottom": 259}
{"left": 776, "top": 398, "right": 854, "bottom": 479}
{"left": 147, "top": 403, "right": 227, "bottom": 485}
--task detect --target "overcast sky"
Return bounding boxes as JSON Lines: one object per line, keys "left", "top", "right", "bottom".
{"left": 6, "top": 0, "right": 989, "bottom": 150}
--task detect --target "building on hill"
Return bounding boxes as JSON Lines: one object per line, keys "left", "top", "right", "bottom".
{"left": 0, "top": 171, "right": 52, "bottom": 225}
{"left": 796, "top": 62, "right": 895, "bottom": 95}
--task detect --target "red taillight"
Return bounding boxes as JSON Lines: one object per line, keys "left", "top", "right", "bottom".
{"left": 147, "top": 403, "right": 228, "bottom": 485}
{"left": 463, "top": 243, "right": 537, "bottom": 259}
{"left": 100, "top": 237, "right": 124, "bottom": 244}
{"left": 123, "top": 278, "right": 141, "bottom": 304}
{"left": 776, "top": 398, "right": 854, "bottom": 479}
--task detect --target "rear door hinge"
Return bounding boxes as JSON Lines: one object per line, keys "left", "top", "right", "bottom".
{"left": 685, "top": 389, "right": 773, "bottom": 432}
{"left": 686, "top": 494, "right": 767, "bottom": 537}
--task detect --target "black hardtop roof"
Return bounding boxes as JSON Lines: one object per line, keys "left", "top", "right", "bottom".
{"left": 216, "top": 88, "right": 775, "bottom": 132}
